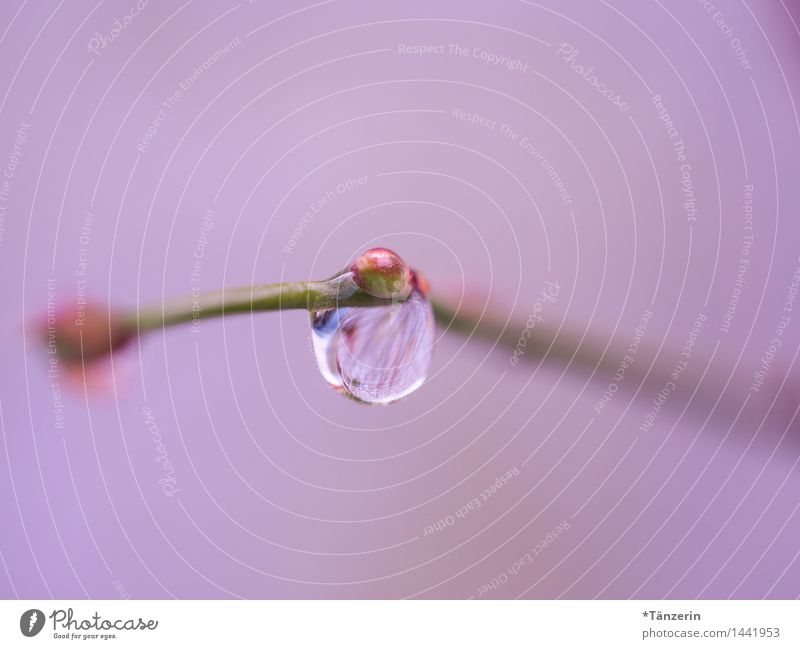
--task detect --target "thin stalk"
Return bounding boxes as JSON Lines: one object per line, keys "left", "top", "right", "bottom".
{"left": 430, "top": 296, "right": 777, "bottom": 430}
{"left": 126, "top": 272, "right": 401, "bottom": 333}
{"left": 430, "top": 297, "right": 588, "bottom": 367}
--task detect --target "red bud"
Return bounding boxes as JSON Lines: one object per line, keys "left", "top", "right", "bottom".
{"left": 350, "top": 248, "right": 412, "bottom": 299}
{"left": 45, "top": 304, "right": 133, "bottom": 366}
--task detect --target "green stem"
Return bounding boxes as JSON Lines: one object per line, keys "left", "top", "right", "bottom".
{"left": 124, "top": 276, "right": 662, "bottom": 390}
{"left": 126, "top": 272, "right": 401, "bottom": 333}
{"left": 430, "top": 297, "right": 583, "bottom": 364}
{"left": 118, "top": 279, "right": 747, "bottom": 419}
{"left": 116, "top": 275, "right": 782, "bottom": 426}
{"left": 429, "top": 296, "right": 763, "bottom": 427}
{"left": 126, "top": 277, "right": 621, "bottom": 382}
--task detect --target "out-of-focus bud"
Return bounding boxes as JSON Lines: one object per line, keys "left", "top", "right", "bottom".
{"left": 44, "top": 304, "right": 134, "bottom": 366}
{"left": 350, "top": 247, "right": 412, "bottom": 300}
{"left": 410, "top": 269, "right": 430, "bottom": 297}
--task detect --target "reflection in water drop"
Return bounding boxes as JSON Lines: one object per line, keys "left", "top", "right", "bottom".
{"left": 311, "top": 284, "right": 434, "bottom": 404}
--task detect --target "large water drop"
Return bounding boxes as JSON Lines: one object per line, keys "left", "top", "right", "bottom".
{"left": 311, "top": 283, "right": 434, "bottom": 404}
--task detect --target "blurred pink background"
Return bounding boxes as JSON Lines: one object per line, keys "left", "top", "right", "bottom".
{"left": 1, "top": 0, "right": 800, "bottom": 598}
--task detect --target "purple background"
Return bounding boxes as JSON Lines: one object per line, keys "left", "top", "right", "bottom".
{"left": 1, "top": 0, "right": 800, "bottom": 599}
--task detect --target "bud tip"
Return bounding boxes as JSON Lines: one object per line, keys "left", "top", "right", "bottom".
{"left": 350, "top": 247, "right": 412, "bottom": 299}
{"left": 42, "top": 304, "right": 133, "bottom": 366}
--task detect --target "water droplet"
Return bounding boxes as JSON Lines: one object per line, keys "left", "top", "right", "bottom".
{"left": 311, "top": 284, "right": 434, "bottom": 404}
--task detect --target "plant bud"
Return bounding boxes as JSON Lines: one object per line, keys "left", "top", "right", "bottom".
{"left": 46, "top": 304, "right": 133, "bottom": 365}
{"left": 350, "top": 247, "right": 412, "bottom": 299}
